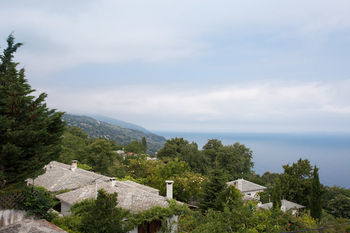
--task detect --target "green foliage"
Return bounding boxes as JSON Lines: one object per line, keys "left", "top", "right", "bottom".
{"left": 218, "top": 185, "right": 244, "bottom": 211}
{"left": 125, "top": 140, "right": 144, "bottom": 154}
{"left": 280, "top": 158, "right": 313, "bottom": 207}
{"left": 202, "top": 140, "right": 254, "bottom": 180}
{"left": 86, "top": 139, "right": 115, "bottom": 174}
{"left": 0, "top": 34, "right": 65, "bottom": 186}
{"left": 202, "top": 139, "right": 223, "bottom": 168}
{"left": 216, "top": 143, "right": 254, "bottom": 180}
{"left": 142, "top": 136, "right": 147, "bottom": 153}
{"left": 56, "top": 189, "right": 129, "bottom": 233}
{"left": 53, "top": 192, "right": 187, "bottom": 233}
{"left": 59, "top": 126, "right": 89, "bottom": 164}
{"left": 157, "top": 137, "right": 208, "bottom": 174}
{"left": 310, "top": 165, "right": 322, "bottom": 220}
{"left": 77, "top": 163, "right": 93, "bottom": 171}
{"left": 326, "top": 194, "right": 350, "bottom": 219}
{"left": 79, "top": 190, "right": 128, "bottom": 233}
{"left": 21, "top": 186, "right": 58, "bottom": 221}
{"left": 179, "top": 205, "right": 317, "bottom": 233}
{"left": 322, "top": 185, "right": 350, "bottom": 219}
{"left": 127, "top": 200, "right": 188, "bottom": 228}
{"left": 272, "top": 178, "right": 282, "bottom": 209}
{"left": 199, "top": 168, "right": 227, "bottom": 211}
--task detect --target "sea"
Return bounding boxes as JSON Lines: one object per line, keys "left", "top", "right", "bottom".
{"left": 157, "top": 132, "right": 350, "bottom": 188}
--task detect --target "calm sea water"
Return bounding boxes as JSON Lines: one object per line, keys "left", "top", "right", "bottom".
{"left": 157, "top": 132, "right": 350, "bottom": 188}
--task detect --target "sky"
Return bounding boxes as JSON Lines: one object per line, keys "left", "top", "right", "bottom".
{"left": 1, "top": 0, "right": 350, "bottom": 133}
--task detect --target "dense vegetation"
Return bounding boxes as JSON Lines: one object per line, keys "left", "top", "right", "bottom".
{"left": 1, "top": 35, "right": 350, "bottom": 232}
{"left": 62, "top": 114, "right": 166, "bottom": 154}
{"left": 0, "top": 34, "right": 65, "bottom": 187}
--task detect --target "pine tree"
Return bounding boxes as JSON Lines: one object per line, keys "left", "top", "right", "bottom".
{"left": 0, "top": 34, "right": 65, "bottom": 187}
{"left": 199, "top": 167, "right": 227, "bottom": 211}
{"left": 310, "top": 165, "right": 322, "bottom": 220}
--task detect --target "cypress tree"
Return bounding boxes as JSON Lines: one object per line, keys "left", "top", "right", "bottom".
{"left": 141, "top": 136, "right": 147, "bottom": 153}
{"left": 272, "top": 178, "right": 282, "bottom": 209}
{"left": 310, "top": 165, "right": 322, "bottom": 220}
{"left": 0, "top": 34, "right": 65, "bottom": 187}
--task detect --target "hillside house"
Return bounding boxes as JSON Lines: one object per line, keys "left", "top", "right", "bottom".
{"left": 227, "top": 178, "right": 266, "bottom": 200}
{"left": 28, "top": 161, "right": 179, "bottom": 233}
{"left": 258, "top": 199, "right": 305, "bottom": 215}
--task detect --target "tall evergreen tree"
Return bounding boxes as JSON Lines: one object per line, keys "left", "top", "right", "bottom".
{"left": 0, "top": 34, "right": 65, "bottom": 187}
{"left": 199, "top": 167, "right": 227, "bottom": 211}
{"left": 310, "top": 165, "right": 322, "bottom": 220}
{"left": 272, "top": 178, "right": 282, "bottom": 209}
{"left": 141, "top": 136, "right": 147, "bottom": 153}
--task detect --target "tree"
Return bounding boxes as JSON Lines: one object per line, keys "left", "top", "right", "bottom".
{"left": 86, "top": 139, "right": 115, "bottom": 174}
{"left": 72, "top": 189, "right": 129, "bottom": 233}
{"left": 310, "top": 166, "right": 322, "bottom": 220}
{"left": 202, "top": 139, "right": 223, "bottom": 168}
{"left": 59, "top": 126, "right": 89, "bottom": 164}
{"left": 322, "top": 185, "right": 350, "bottom": 218}
{"left": 0, "top": 35, "right": 65, "bottom": 187}
{"left": 157, "top": 137, "right": 208, "bottom": 174}
{"left": 199, "top": 168, "right": 227, "bottom": 211}
{"left": 141, "top": 136, "right": 147, "bottom": 153}
{"left": 280, "top": 158, "right": 313, "bottom": 207}
{"left": 272, "top": 178, "right": 282, "bottom": 209}
{"left": 326, "top": 194, "right": 350, "bottom": 219}
{"left": 216, "top": 143, "right": 254, "bottom": 180}
{"left": 125, "top": 140, "right": 144, "bottom": 154}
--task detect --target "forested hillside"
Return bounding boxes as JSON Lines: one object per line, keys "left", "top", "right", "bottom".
{"left": 62, "top": 114, "right": 166, "bottom": 154}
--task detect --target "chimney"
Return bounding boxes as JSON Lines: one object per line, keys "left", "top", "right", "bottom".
{"left": 110, "top": 178, "right": 116, "bottom": 187}
{"left": 71, "top": 160, "right": 78, "bottom": 171}
{"left": 165, "top": 180, "right": 174, "bottom": 199}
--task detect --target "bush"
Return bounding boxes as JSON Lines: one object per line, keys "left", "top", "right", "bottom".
{"left": 21, "top": 186, "right": 58, "bottom": 221}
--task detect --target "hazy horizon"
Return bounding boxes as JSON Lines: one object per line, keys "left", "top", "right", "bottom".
{"left": 160, "top": 131, "right": 350, "bottom": 188}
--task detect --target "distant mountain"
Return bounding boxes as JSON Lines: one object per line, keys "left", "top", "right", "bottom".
{"left": 88, "top": 114, "right": 151, "bottom": 134}
{"left": 62, "top": 114, "right": 166, "bottom": 154}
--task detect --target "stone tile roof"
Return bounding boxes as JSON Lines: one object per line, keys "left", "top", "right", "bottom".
{"left": 0, "top": 219, "right": 66, "bottom": 233}
{"left": 258, "top": 202, "right": 273, "bottom": 210}
{"left": 28, "top": 161, "right": 110, "bottom": 192}
{"left": 122, "top": 180, "right": 159, "bottom": 195}
{"left": 257, "top": 200, "right": 304, "bottom": 211}
{"left": 227, "top": 179, "right": 266, "bottom": 193}
{"left": 29, "top": 161, "right": 173, "bottom": 213}
{"left": 56, "top": 180, "right": 169, "bottom": 213}
{"left": 281, "top": 199, "right": 305, "bottom": 211}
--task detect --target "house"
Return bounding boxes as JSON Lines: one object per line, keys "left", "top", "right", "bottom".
{"left": 227, "top": 178, "right": 266, "bottom": 200}
{"left": 0, "top": 219, "right": 67, "bottom": 233}
{"left": 29, "top": 161, "right": 179, "bottom": 233}
{"left": 258, "top": 199, "right": 305, "bottom": 215}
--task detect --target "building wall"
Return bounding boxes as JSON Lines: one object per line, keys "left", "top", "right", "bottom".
{"left": 168, "top": 215, "right": 178, "bottom": 233}
{"left": 61, "top": 201, "right": 72, "bottom": 216}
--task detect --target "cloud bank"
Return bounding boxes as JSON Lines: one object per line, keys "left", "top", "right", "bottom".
{"left": 41, "top": 79, "right": 350, "bottom": 132}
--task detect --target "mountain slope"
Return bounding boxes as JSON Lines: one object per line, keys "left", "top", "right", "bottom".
{"left": 88, "top": 114, "right": 150, "bottom": 134}
{"left": 62, "top": 114, "right": 166, "bottom": 154}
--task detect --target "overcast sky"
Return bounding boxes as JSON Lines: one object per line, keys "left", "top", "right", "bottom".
{"left": 1, "top": 0, "right": 350, "bottom": 133}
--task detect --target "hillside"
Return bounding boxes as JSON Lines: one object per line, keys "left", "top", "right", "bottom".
{"left": 88, "top": 114, "right": 150, "bottom": 133}
{"left": 62, "top": 114, "right": 166, "bottom": 154}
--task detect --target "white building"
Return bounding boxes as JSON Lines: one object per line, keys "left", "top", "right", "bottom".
{"left": 29, "top": 161, "right": 179, "bottom": 233}
{"left": 227, "top": 178, "right": 266, "bottom": 200}
{"left": 258, "top": 199, "right": 305, "bottom": 215}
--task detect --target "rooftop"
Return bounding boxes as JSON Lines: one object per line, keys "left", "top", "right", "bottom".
{"left": 227, "top": 178, "right": 266, "bottom": 193}
{"left": 56, "top": 180, "right": 169, "bottom": 213}
{"left": 28, "top": 161, "right": 109, "bottom": 192}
